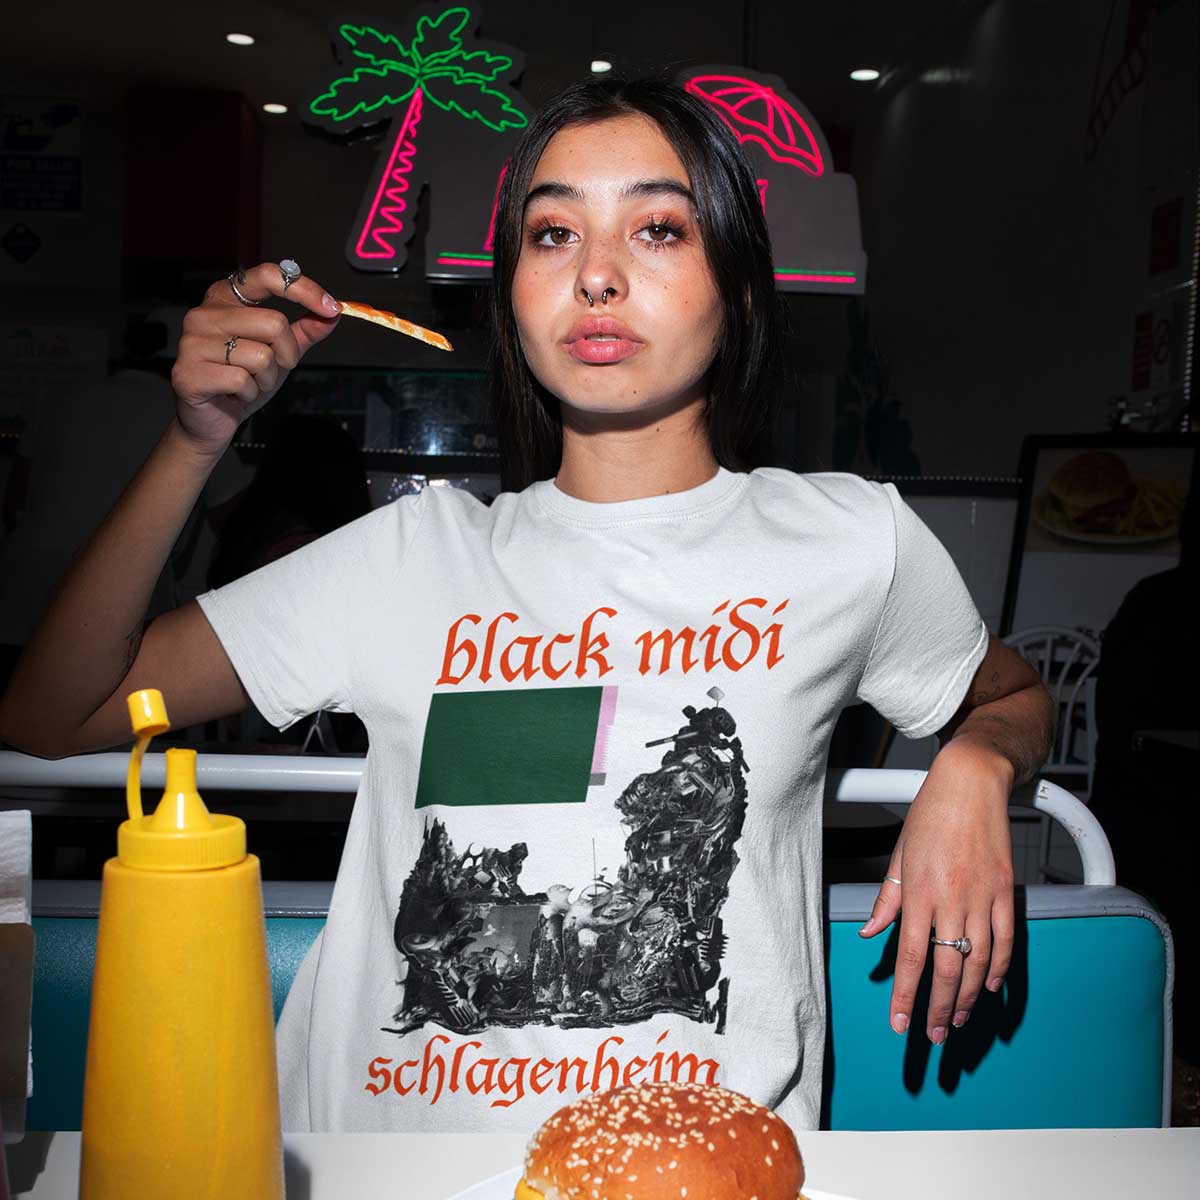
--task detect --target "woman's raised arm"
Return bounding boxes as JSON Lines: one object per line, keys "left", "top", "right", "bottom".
{"left": 0, "top": 264, "right": 342, "bottom": 757}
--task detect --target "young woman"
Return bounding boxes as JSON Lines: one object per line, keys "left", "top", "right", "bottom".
{"left": 0, "top": 79, "right": 1052, "bottom": 1133}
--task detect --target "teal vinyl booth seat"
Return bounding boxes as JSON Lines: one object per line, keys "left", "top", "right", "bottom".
{"left": 27, "top": 878, "right": 1173, "bottom": 1131}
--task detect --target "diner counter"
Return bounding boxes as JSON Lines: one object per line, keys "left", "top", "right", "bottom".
{"left": 8, "top": 1127, "right": 1200, "bottom": 1198}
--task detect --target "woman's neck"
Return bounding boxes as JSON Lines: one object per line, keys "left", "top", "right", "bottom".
{"left": 553, "top": 394, "right": 719, "bottom": 503}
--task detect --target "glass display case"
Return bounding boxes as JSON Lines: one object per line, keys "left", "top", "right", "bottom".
{"left": 234, "top": 364, "right": 501, "bottom": 504}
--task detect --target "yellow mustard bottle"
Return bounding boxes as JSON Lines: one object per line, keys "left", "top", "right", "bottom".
{"left": 79, "top": 689, "right": 283, "bottom": 1199}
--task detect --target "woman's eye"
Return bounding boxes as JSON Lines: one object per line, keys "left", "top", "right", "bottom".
{"left": 535, "top": 226, "right": 576, "bottom": 247}
{"left": 637, "top": 223, "right": 681, "bottom": 245}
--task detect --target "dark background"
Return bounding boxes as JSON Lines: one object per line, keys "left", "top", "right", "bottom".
{"left": 0, "top": 0, "right": 1196, "bottom": 885}
{"left": 2, "top": 0, "right": 1195, "bottom": 477}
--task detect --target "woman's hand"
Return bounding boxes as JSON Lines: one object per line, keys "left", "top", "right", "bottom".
{"left": 858, "top": 740, "right": 1016, "bottom": 1042}
{"left": 171, "top": 263, "right": 342, "bottom": 457}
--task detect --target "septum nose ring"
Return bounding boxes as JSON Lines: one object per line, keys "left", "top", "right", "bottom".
{"left": 583, "top": 288, "right": 616, "bottom": 306}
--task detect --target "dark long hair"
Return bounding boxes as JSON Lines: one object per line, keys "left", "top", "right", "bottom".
{"left": 489, "top": 77, "right": 783, "bottom": 492}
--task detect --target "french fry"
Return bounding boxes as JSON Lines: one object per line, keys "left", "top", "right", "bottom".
{"left": 339, "top": 301, "right": 454, "bottom": 352}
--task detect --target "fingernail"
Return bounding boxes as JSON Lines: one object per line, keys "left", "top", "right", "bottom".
{"left": 931, "top": 1026, "right": 947, "bottom": 1045}
{"left": 323, "top": 293, "right": 340, "bottom": 314}
{"left": 987, "top": 977, "right": 1003, "bottom": 992}
{"left": 857, "top": 922, "right": 871, "bottom": 935}
{"left": 891, "top": 1013, "right": 908, "bottom": 1034}
{"left": 952, "top": 1010, "right": 969, "bottom": 1028}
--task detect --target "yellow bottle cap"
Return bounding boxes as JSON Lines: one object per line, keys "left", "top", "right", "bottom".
{"left": 121, "top": 692, "right": 246, "bottom": 872}
{"left": 127, "top": 689, "right": 170, "bottom": 738}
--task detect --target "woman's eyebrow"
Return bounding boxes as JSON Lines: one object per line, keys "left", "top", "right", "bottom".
{"left": 524, "top": 181, "right": 585, "bottom": 208}
{"left": 619, "top": 179, "right": 695, "bottom": 204}
{"left": 523, "top": 178, "right": 696, "bottom": 208}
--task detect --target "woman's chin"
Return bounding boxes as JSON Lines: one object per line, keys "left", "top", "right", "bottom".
{"left": 558, "top": 387, "right": 703, "bottom": 428}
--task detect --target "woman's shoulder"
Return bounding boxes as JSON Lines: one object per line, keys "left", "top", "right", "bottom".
{"left": 745, "top": 466, "right": 894, "bottom": 518}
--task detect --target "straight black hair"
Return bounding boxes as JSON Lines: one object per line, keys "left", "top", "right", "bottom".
{"left": 489, "top": 77, "right": 783, "bottom": 493}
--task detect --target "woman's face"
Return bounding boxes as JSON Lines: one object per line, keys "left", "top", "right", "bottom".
{"left": 511, "top": 113, "right": 723, "bottom": 420}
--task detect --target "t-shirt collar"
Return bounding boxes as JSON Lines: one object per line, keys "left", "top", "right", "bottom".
{"left": 531, "top": 465, "right": 744, "bottom": 528}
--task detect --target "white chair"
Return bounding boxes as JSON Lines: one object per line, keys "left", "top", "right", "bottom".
{"left": 0, "top": 755, "right": 1117, "bottom": 887}
{"left": 1002, "top": 625, "right": 1101, "bottom": 883}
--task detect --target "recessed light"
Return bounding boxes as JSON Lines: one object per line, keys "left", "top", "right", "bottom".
{"left": 262, "top": 103, "right": 289, "bottom": 115}
{"left": 591, "top": 60, "right": 612, "bottom": 74}
{"left": 226, "top": 33, "right": 256, "bottom": 47}
{"left": 850, "top": 68, "right": 881, "bottom": 82}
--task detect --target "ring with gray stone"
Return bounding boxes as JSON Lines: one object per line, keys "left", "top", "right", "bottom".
{"left": 930, "top": 934, "right": 972, "bottom": 956}
{"left": 224, "top": 336, "right": 238, "bottom": 365}
{"left": 280, "top": 259, "right": 301, "bottom": 291}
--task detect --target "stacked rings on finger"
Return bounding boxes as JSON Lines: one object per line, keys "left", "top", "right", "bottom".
{"left": 930, "top": 934, "right": 973, "bottom": 956}
{"left": 224, "top": 336, "right": 238, "bottom": 365}
{"left": 279, "top": 259, "right": 301, "bottom": 291}
{"left": 228, "top": 269, "right": 262, "bottom": 307}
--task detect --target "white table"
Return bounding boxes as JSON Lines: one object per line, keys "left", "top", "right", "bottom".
{"left": 8, "top": 1128, "right": 1200, "bottom": 1198}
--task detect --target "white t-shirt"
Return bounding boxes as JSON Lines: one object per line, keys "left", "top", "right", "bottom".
{"left": 197, "top": 466, "right": 988, "bottom": 1133}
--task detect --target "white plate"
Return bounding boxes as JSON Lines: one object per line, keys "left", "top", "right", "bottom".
{"left": 446, "top": 1167, "right": 863, "bottom": 1200}
{"left": 1031, "top": 488, "right": 1180, "bottom": 545}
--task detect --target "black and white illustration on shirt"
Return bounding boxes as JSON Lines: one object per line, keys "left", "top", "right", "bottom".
{"left": 385, "top": 686, "right": 748, "bottom": 1037}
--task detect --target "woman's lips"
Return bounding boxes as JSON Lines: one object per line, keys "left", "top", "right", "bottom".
{"left": 566, "top": 336, "right": 643, "bottom": 364}
{"left": 563, "top": 316, "right": 644, "bottom": 365}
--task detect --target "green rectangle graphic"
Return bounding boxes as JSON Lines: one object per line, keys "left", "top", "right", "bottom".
{"left": 415, "top": 686, "right": 613, "bottom": 808}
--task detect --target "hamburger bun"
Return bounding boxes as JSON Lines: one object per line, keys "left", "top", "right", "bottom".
{"left": 516, "top": 1081, "right": 805, "bottom": 1200}
{"left": 1045, "top": 451, "right": 1135, "bottom": 530}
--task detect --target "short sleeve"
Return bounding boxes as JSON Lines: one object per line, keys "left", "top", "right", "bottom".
{"left": 196, "top": 492, "right": 427, "bottom": 730}
{"left": 856, "top": 484, "right": 988, "bottom": 739}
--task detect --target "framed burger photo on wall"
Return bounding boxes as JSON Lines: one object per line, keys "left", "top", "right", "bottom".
{"left": 1001, "top": 433, "right": 1198, "bottom": 638}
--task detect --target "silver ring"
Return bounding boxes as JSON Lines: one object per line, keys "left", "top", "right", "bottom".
{"left": 930, "top": 934, "right": 972, "bottom": 956}
{"left": 224, "top": 336, "right": 238, "bottom": 365}
{"left": 583, "top": 289, "right": 594, "bottom": 307}
{"left": 280, "top": 259, "right": 301, "bottom": 291}
{"left": 884, "top": 875, "right": 902, "bottom": 886}
{"left": 601, "top": 287, "right": 615, "bottom": 303}
{"left": 228, "top": 270, "right": 262, "bottom": 306}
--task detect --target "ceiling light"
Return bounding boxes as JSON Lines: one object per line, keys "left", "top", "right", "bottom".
{"left": 591, "top": 60, "right": 612, "bottom": 74}
{"left": 226, "top": 33, "right": 256, "bottom": 47}
{"left": 262, "top": 103, "right": 288, "bottom": 115}
{"left": 850, "top": 68, "right": 880, "bottom": 82}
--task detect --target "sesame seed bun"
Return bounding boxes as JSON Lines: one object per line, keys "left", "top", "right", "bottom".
{"left": 517, "top": 1081, "right": 805, "bottom": 1200}
{"left": 1046, "top": 451, "right": 1134, "bottom": 522}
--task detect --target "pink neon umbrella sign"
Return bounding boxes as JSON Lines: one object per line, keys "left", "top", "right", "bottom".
{"left": 685, "top": 74, "right": 825, "bottom": 177}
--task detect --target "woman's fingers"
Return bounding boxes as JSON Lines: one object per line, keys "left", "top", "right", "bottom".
{"left": 890, "top": 895, "right": 933, "bottom": 1036}
{"left": 888, "top": 893, "right": 1010, "bottom": 1041}
{"left": 199, "top": 335, "right": 281, "bottom": 396}
{"left": 176, "top": 361, "right": 262, "bottom": 408}
{"left": 858, "top": 847, "right": 904, "bottom": 939}
{"left": 207, "top": 262, "right": 340, "bottom": 319}
{"left": 183, "top": 306, "right": 302, "bottom": 371}
{"left": 205, "top": 262, "right": 341, "bottom": 356}
{"left": 925, "top": 911, "right": 970, "bottom": 1044}
{"left": 987, "top": 890, "right": 1015, "bottom": 995}
{"left": 950, "top": 915, "right": 992, "bottom": 1029}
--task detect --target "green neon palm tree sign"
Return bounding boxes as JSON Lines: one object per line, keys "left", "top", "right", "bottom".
{"left": 308, "top": 5, "right": 528, "bottom": 270}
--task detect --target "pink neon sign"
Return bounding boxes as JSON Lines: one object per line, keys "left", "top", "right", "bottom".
{"left": 355, "top": 87, "right": 425, "bottom": 261}
{"left": 774, "top": 272, "right": 856, "bottom": 284}
{"left": 686, "top": 74, "right": 825, "bottom": 177}
{"left": 483, "top": 161, "right": 508, "bottom": 253}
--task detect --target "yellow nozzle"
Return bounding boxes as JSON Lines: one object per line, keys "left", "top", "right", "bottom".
{"left": 128, "top": 688, "right": 170, "bottom": 739}
{"left": 121, "top": 689, "right": 245, "bottom": 871}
